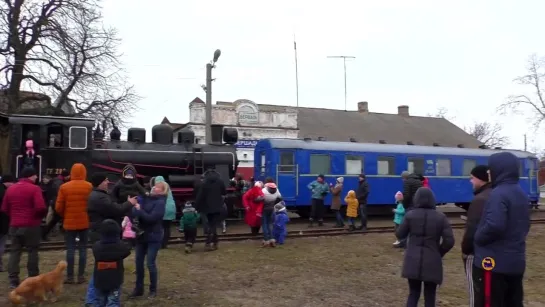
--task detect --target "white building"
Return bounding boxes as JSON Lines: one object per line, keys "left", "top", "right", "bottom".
{"left": 162, "top": 97, "right": 299, "bottom": 178}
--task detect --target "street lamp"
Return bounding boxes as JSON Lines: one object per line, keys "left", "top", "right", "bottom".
{"left": 204, "top": 49, "right": 221, "bottom": 144}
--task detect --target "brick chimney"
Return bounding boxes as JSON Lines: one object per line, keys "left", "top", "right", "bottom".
{"left": 397, "top": 105, "right": 409, "bottom": 117}
{"left": 357, "top": 101, "right": 369, "bottom": 113}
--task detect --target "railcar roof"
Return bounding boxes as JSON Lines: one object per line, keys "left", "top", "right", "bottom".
{"left": 261, "top": 138, "right": 536, "bottom": 159}
{"left": 8, "top": 113, "right": 95, "bottom": 127}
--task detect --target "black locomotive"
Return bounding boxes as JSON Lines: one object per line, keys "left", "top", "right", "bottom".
{"left": 1, "top": 112, "right": 239, "bottom": 201}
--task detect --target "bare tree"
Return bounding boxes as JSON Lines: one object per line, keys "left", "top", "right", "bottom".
{"left": 0, "top": 0, "right": 65, "bottom": 112}
{"left": 0, "top": 0, "right": 139, "bottom": 126}
{"left": 43, "top": 5, "right": 139, "bottom": 126}
{"left": 428, "top": 107, "right": 509, "bottom": 148}
{"left": 500, "top": 54, "right": 545, "bottom": 129}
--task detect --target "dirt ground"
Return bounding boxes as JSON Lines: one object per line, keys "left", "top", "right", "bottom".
{"left": 1, "top": 226, "right": 545, "bottom": 307}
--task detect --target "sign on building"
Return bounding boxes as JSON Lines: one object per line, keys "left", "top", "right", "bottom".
{"left": 236, "top": 101, "right": 259, "bottom": 124}
{"left": 235, "top": 139, "right": 259, "bottom": 148}
{"left": 238, "top": 111, "right": 258, "bottom": 124}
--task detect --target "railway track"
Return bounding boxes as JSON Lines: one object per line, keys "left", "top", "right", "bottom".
{"left": 8, "top": 218, "right": 545, "bottom": 252}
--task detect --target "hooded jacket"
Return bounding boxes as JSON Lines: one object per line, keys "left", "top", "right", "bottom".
{"left": 1, "top": 178, "right": 46, "bottom": 228}
{"left": 196, "top": 170, "right": 226, "bottom": 214}
{"left": 243, "top": 184, "right": 264, "bottom": 228}
{"left": 396, "top": 187, "right": 454, "bottom": 284}
{"left": 153, "top": 176, "right": 176, "bottom": 221}
{"left": 344, "top": 190, "right": 358, "bottom": 218}
{"left": 473, "top": 152, "right": 530, "bottom": 275}
{"left": 55, "top": 163, "right": 93, "bottom": 230}
{"left": 111, "top": 164, "right": 147, "bottom": 204}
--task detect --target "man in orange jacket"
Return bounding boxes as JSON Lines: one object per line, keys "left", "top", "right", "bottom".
{"left": 56, "top": 163, "right": 93, "bottom": 284}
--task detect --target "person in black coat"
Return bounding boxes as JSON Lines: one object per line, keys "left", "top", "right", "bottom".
{"left": 41, "top": 172, "right": 69, "bottom": 241}
{"left": 396, "top": 187, "right": 455, "bottom": 307}
{"left": 195, "top": 170, "right": 226, "bottom": 250}
{"left": 355, "top": 174, "right": 369, "bottom": 230}
{"left": 0, "top": 175, "right": 15, "bottom": 272}
{"left": 91, "top": 219, "right": 131, "bottom": 306}
{"left": 460, "top": 165, "right": 491, "bottom": 307}
{"left": 401, "top": 171, "right": 423, "bottom": 210}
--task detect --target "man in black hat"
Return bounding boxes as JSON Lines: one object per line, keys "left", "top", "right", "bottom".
{"left": 461, "top": 165, "right": 491, "bottom": 307}
{"left": 85, "top": 172, "right": 137, "bottom": 306}
{"left": 1, "top": 167, "right": 47, "bottom": 288}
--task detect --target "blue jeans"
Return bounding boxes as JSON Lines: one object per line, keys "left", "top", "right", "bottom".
{"left": 261, "top": 211, "right": 274, "bottom": 241}
{"left": 358, "top": 204, "right": 367, "bottom": 228}
{"left": 135, "top": 242, "right": 161, "bottom": 293}
{"left": 334, "top": 210, "right": 344, "bottom": 226}
{"left": 93, "top": 287, "right": 121, "bottom": 307}
{"left": 85, "top": 272, "right": 96, "bottom": 304}
{"left": 65, "top": 230, "right": 88, "bottom": 279}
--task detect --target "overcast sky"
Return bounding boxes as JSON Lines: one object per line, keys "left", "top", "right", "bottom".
{"left": 102, "top": 0, "right": 545, "bottom": 151}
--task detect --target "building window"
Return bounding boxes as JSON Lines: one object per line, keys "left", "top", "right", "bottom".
{"left": 279, "top": 151, "right": 295, "bottom": 173}
{"left": 436, "top": 158, "right": 451, "bottom": 176}
{"left": 377, "top": 156, "right": 395, "bottom": 175}
{"left": 69, "top": 126, "right": 87, "bottom": 150}
{"left": 309, "top": 154, "right": 330, "bottom": 174}
{"left": 407, "top": 157, "right": 424, "bottom": 175}
{"left": 463, "top": 159, "right": 476, "bottom": 176}
{"left": 345, "top": 155, "right": 363, "bottom": 174}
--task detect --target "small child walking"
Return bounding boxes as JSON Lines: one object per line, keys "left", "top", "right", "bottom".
{"left": 392, "top": 191, "right": 406, "bottom": 247}
{"left": 178, "top": 202, "right": 200, "bottom": 254}
{"left": 92, "top": 219, "right": 131, "bottom": 307}
{"left": 121, "top": 216, "right": 136, "bottom": 248}
{"left": 272, "top": 203, "right": 289, "bottom": 245}
{"left": 344, "top": 190, "right": 359, "bottom": 231}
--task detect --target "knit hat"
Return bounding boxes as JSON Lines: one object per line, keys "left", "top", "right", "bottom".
{"left": 470, "top": 165, "right": 489, "bottom": 182}
{"left": 318, "top": 174, "right": 325, "bottom": 180}
{"left": 337, "top": 177, "right": 344, "bottom": 184}
{"left": 359, "top": 174, "right": 366, "bottom": 180}
{"left": 184, "top": 202, "right": 193, "bottom": 209}
{"left": 254, "top": 181, "right": 263, "bottom": 188}
{"left": 21, "top": 167, "right": 36, "bottom": 178}
{"left": 274, "top": 203, "right": 286, "bottom": 212}
{"left": 99, "top": 219, "right": 121, "bottom": 238}
{"left": 265, "top": 182, "right": 277, "bottom": 189}
{"left": 90, "top": 172, "right": 108, "bottom": 187}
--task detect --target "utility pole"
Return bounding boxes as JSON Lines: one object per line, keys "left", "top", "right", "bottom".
{"left": 327, "top": 55, "right": 355, "bottom": 111}
{"left": 524, "top": 134, "right": 528, "bottom": 151}
{"left": 203, "top": 49, "right": 222, "bottom": 145}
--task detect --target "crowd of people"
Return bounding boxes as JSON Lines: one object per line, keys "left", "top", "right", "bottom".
{"left": 0, "top": 150, "right": 534, "bottom": 306}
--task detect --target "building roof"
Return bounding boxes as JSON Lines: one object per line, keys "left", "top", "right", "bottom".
{"left": 297, "top": 107, "right": 483, "bottom": 148}
{"left": 167, "top": 98, "right": 483, "bottom": 148}
{"left": 260, "top": 138, "right": 534, "bottom": 159}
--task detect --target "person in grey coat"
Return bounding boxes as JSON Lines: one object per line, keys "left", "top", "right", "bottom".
{"left": 396, "top": 187, "right": 455, "bottom": 307}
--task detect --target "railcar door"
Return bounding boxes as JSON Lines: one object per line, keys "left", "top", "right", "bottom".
{"left": 529, "top": 158, "right": 538, "bottom": 196}
{"left": 276, "top": 150, "right": 297, "bottom": 202}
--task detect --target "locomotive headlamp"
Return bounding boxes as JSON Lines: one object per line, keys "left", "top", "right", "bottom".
{"left": 213, "top": 49, "right": 221, "bottom": 63}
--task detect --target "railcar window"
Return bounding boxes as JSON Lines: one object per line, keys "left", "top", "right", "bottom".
{"left": 407, "top": 157, "right": 424, "bottom": 175}
{"left": 377, "top": 156, "right": 395, "bottom": 175}
{"left": 345, "top": 155, "right": 363, "bottom": 174}
{"left": 436, "top": 158, "right": 451, "bottom": 176}
{"left": 68, "top": 126, "right": 87, "bottom": 150}
{"left": 463, "top": 159, "right": 476, "bottom": 176}
{"left": 260, "top": 152, "right": 266, "bottom": 175}
{"left": 279, "top": 151, "right": 295, "bottom": 172}
{"left": 310, "top": 154, "right": 330, "bottom": 174}
{"left": 520, "top": 161, "right": 525, "bottom": 177}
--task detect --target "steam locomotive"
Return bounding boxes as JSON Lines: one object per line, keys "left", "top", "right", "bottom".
{"left": 2, "top": 113, "right": 239, "bottom": 202}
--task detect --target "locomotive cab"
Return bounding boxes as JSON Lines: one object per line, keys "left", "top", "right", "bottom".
{"left": 7, "top": 114, "right": 95, "bottom": 180}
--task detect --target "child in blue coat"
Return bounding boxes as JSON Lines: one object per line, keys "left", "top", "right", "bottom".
{"left": 272, "top": 203, "right": 289, "bottom": 245}
{"left": 393, "top": 191, "right": 405, "bottom": 246}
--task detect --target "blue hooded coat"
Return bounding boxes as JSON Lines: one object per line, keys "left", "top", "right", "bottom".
{"left": 473, "top": 152, "right": 530, "bottom": 275}
{"left": 154, "top": 176, "right": 176, "bottom": 221}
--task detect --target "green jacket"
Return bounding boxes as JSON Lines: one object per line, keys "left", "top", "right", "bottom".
{"left": 179, "top": 207, "right": 200, "bottom": 231}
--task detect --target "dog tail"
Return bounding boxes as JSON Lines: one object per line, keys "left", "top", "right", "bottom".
{"left": 8, "top": 290, "right": 23, "bottom": 304}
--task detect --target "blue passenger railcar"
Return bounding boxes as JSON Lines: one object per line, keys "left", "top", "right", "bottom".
{"left": 253, "top": 138, "right": 539, "bottom": 216}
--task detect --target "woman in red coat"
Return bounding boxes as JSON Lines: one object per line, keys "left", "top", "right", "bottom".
{"left": 243, "top": 181, "right": 265, "bottom": 235}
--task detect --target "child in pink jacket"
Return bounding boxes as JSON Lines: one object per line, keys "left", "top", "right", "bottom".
{"left": 121, "top": 216, "right": 136, "bottom": 248}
